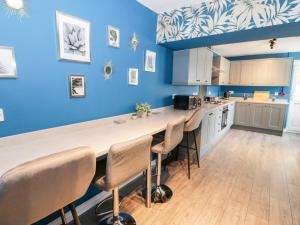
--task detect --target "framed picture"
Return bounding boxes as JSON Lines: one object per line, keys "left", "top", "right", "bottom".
{"left": 128, "top": 68, "right": 138, "bottom": 86}
{"left": 69, "top": 75, "right": 86, "bottom": 97}
{"left": 145, "top": 50, "right": 156, "bottom": 72}
{"left": 56, "top": 11, "right": 91, "bottom": 63}
{"left": 0, "top": 46, "right": 17, "bottom": 78}
{"left": 107, "top": 25, "right": 120, "bottom": 48}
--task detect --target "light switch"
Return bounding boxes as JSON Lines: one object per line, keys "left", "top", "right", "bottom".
{"left": 274, "top": 92, "right": 279, "bottom": 96}
{"left": 0, "top": 109, "right": 4, "bottom": 122}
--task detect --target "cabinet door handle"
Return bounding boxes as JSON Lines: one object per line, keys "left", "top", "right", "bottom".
{"left": 209, "top": 113, "right": 213, "bottom": 116}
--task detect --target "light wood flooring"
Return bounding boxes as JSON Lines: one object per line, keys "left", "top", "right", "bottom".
{"left": 119, "top": 129, "right": 300, "bottom": 225}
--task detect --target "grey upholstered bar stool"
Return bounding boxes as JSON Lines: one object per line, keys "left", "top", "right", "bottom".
{"left": 0, "top": 147, "right": 96, "bottom": 225}
{"left": 151, "top": 117, "right": 185, "bottom": 203}
{"left": 183, "top": 107, "right": 206, "bottom": 179}
{"left": 94, "top": 135, "right": 153, "bottom": 225}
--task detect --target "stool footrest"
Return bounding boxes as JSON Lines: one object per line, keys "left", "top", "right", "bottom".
{"left": 98, "top": 212, "right": 136, "bottom": 225}
{"left": 151, "top": 185, "right": 173, "bottom": 203}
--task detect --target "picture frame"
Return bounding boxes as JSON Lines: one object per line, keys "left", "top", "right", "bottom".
{"left": 145, "top": 50, "right": 156, "bottom": 72}
{"left": 128, "top": 68, "right": 139, "bottom": 86}
{"left": 0, "top": 46, "right": 17, "bottom": 78}
{"left": 56, "top": 11, "right": 91, "bottom": 63}
{"left": 107, "top": 25, "right": 120, "bottom": 48}
{"left": 69, "top": 75, "right": 86, "bottom": 97}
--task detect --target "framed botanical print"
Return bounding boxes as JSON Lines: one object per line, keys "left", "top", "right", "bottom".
{"left": 145, "top": 50, "right": 156, "bottom": 72}
{"left": 107, "top": 25, "right": 120, "bottom": 48}
{"left": 56, "top": 11, "right": 91, "bottom": 63}
{"left": 128, "top": 68, "right": 138, "bottom": 86}
{"left": 69, "top": 75, "right": 86, "bottom": 97}
{"left": 0, "top": 46, "right": 17, "bottom": 78}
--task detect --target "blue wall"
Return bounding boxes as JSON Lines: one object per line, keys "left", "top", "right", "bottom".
{"left": 0, "top": 0, "right": 197, "bottom": 138}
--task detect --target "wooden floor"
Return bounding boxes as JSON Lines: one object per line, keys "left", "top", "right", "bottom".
{"left": 119, "top": 129, "right": 300, "bottom": 225}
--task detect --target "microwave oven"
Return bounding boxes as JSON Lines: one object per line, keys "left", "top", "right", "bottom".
{"left": 174, "top": 95, "right": 201, "bottom": 110}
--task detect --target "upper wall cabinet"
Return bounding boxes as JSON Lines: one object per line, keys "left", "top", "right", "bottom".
{"left": 229, "top": 58, "right": 292, "bottom": 86}
{"left": 212, "top": 56, "right": 230, "bottom": 85}
{"left": 172, "top": 48, "right": 213, "bottom": 85}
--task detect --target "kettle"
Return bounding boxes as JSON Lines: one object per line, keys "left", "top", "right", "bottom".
{"left": 224, "top": 91, "right": 230, "bottom": 99}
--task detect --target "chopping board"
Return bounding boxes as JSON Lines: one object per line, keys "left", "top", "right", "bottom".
{"left": 253, "top": 91, "right": 270, "bottom": 101}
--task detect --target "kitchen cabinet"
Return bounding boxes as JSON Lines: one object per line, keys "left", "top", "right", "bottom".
{"left": 229, "top": 61, "right": 241, "bottom": 85}
{"left": 240, "top": 61, "right": 254, "bottom": 85}
{"left": 228, "top": 102, "right": 235, "bottom": 127}
{"left": 234, "top": 103, "right": 252, "bottom": 126}
{"left": 267, "top": 104, "right": 286, "bottom": 131}
{"left": 234, "top": 102, "right": 286, "bottom": 132}
{"left": 269, "top": 59, "right": 292, "bottom": 86}
{"left": 200, "top": 102, "right": 235, "bottom": 157}
{"left": 172, "top": 48, "right": 213, "bottom": 85}
{"left": 212, "top": 56, "right": 230, "bottom": 85}
{"left": 251, "top": 104, "right": 268, "bottom": 128}
{"left": 228, "top": 58, "right": 292, "bottom": 86}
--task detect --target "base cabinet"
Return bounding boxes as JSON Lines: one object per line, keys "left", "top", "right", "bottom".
{"left": 234, "top": 103, "right": 252, "bottom": 126}
{"left": 234, "top": 102, "right": 286, "bottom": 132}
{"left": 200, "top": 103, "right": 235, "bottom": 157}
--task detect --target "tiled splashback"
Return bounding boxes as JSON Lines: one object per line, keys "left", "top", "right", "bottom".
{"left": 221, "top": 86, "right": 290, "bottom": 100}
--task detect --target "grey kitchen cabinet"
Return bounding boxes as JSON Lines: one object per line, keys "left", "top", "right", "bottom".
{"left": 229, "top": 61, "right": 241, "bottom": 85}
{"left": 251, "top": 104, "right": 268, "bottom": 128}
{"left": 228, "top": 102, "right": 235, "bottom": 127}
{"left": 172, "top": 47, "right": 213, "bottom": 85}
{"left": 234, "top": 102, "right": 287, "bottom": 132}
{"left": 234, "top": 103, "right": 252, "bottom": 126}
{"left": 266, "top": 104, "right": 286, "bottom": 131}
{"left": 200, "top": 109, "right": 217, "bottom": 148}
{"left": 228, "top": 58, "right": 292, "bottom": 86}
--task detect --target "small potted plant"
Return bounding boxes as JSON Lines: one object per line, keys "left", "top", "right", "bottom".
{"left": 136, "top": 102, "right": 151, "bottom": 118}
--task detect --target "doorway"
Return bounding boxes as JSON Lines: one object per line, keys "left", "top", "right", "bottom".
{"left": 287, "top": 60, "right": 300, "bottom": 133}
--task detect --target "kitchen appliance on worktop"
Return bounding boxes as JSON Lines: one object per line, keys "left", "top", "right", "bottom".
{"left": 174, "top": 95, "right": 201, "bottom": 110}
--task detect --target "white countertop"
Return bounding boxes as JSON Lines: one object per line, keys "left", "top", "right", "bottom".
{"left": 0, "top": 106, "right": 196, "bottom": 177}
{"left": 229, "top": 97, "right": 289, "bottom": 105}
{"left": 0, "top": 97, "right": 288, "bottom": 177}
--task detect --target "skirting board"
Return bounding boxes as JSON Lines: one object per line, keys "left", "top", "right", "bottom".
{"left": 47, "top": 160, "right": 157, "bottom": 225}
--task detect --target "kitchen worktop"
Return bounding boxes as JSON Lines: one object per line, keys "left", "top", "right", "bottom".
{"left": 229, "top": 97, "right": 289, "bottom": 105}
{"left": 0, "top": 106, "right": 196, "bottom": 177}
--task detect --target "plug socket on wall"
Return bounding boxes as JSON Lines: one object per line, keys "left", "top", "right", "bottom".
{"left": 0, "top": 109, "right": 4, "bottom": 122}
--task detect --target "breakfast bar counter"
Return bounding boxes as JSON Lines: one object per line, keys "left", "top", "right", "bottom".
{"left": 0, "top": 106, "right": 197, "bottom": 177}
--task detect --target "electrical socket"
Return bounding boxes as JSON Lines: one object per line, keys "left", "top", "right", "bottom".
{"left": 172, "top": 94, "right": 176, "bottom": 100}
{"left": 274, "top": 92, "right": 279, "bottom": 96}
{"left": 0, "top": 109, "right": 4, "bottom": 122}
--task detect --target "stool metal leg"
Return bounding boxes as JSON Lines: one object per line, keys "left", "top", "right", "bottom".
{"left": 186, "top": 133, "right": 191, "bottom": 179}
{"left": 68, "top": 203, "right": 81, "bottom": 225}
{"left": 59, "top": 208, "right": 67, "bottom": 225}
{"left": 98, "top": 187, "right": 136, "bottom": 225}
{"left": 151, "top": 153, "right": 173, "bottom": 203}
{"left": 146, "top": 162, "right": 151, "bottom": 208}
{"left": 193, "top": 130, "right": 200, "bottom": 168}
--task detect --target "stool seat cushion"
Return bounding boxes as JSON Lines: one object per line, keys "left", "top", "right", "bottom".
{"left": 94, "top": 176, "right": 107, "bottom": 191}
{"left": 152, "top": 142, "right": 165, "bottom": 154}
{"left": 184, "top": 108, "right": 206, "bottom": 132}
{"left": 0, "top": 147, "right": 96, "bottom": 225}
{"left": 94, "top": 135, "right": 153, "bottom": 192}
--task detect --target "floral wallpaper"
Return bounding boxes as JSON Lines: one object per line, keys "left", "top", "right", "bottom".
{"left": 157, "top": 0, "right": 300, "bottom": 43}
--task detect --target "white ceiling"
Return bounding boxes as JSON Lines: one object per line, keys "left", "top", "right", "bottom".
{"left": 137, "top": 0, "right": 201, "bottom": 13}
{"left": 211, "top": 36, "right": 300, "bottom": 57}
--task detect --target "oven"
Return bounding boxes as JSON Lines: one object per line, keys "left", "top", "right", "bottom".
{"left": 221, "top": 106, "right": 229, "bottom": 130}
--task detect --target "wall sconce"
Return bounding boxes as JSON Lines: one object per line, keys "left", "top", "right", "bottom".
{"left": 2, "top": 0, "right": 26, "bottom": 17}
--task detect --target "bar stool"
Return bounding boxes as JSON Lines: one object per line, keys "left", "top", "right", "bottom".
{"left": 0, "top": 147, "right": 96, "bottom": 225}
{"left": 94, "top": 135, "right": 153, "bottom": 225}
{"left": 183, "top": 108, "right": 206, "bottom": 179}
{"left": 151, "top": 117, "right": 185, "bottom": 203}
